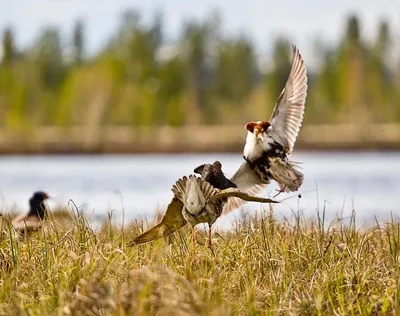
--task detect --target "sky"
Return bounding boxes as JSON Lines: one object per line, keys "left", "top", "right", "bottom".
{"left": 0, "top": 0, "right": 399, "bottom": 64}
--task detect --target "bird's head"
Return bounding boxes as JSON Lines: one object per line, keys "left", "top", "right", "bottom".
{"left": 245, "top": 121, "right": 271, "bottom": 141}
{"left": 32, "top": 191, "right": 50, "bottom": 202}
{"left": 29, "top": 191, "right": 50, "bottom": 218}
{"left": 194, "top": 161, "right": 237, "bottom": 189}
{"left": 194, "top": 163, "right": 212, "bottom": 180}
{"left": 212, "top": 161, "right": 222, "bottom": 170}
{"left": 194, "top": 161, "right": 222, "bottom": 180}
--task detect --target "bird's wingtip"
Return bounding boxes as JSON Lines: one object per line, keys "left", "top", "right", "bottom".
{"left": 125, "top": 240, "right": 137, "bottom": 247}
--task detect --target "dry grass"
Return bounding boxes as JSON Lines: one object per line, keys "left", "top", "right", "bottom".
{"left": 0, "top": 207, "right": 399, "bottom": 315}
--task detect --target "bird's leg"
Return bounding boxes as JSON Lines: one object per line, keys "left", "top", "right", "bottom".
{"left": 273, "top": 185, "right": 286, "bottom": 198}
{"left": 191, "top": 227, "right": 196, "bottom": 250}
{"left": 208, "top": 223, "right": 212, "bottom": 249}
{"left": 272, "top": 189, "right": 283, "bottom": 198}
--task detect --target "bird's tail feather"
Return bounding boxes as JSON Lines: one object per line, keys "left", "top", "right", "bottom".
{"left": 171, "top": 176, "right": 189, "bottom": 201}
{"left": 171, "top": 175, "right": 216, "bottom": 202}
{"left": 197, "top": 177, "right": 217, "bottom": 200}
{"left": 287, "top": 160, "right": 303, "bottom": 168}
{"left": 269, "top": 158, "right": 304, "bottom": 192}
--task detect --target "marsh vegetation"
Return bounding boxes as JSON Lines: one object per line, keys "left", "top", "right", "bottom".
{"left": 0, "top": 206, "right": 398, "bottom": 315}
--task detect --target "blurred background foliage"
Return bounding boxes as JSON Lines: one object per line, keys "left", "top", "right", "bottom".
{"left": 1, "top": 10, "right": 399, "bottom": 133}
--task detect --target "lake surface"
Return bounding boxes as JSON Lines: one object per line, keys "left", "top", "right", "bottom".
{"left": 0, "top": 152, "right": 399, "bottom": 229}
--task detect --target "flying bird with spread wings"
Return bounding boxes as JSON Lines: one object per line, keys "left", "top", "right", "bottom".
{"left": 242, "top": 44, "right": 308, "bottom": 195}
{"left": 128, "top": 172, "right": 278, "bottom": 247}
{"left": 190, "top": 46, "right": 307, "bottom": 214}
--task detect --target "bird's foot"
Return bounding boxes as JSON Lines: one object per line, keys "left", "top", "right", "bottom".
{"left": 272, "top": 188, "right": 285, "bottom": 198}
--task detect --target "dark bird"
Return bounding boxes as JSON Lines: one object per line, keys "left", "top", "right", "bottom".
{"left": 128, "top": 174, "right": 277, "bottom": 247}
{"left": 242, "top": 45, "right": 308, "bottom": 195}
{"left": 194, "top": 161, "right": 237, "bottom": 190}
{"left": 193, "top": 160, "right": 270, "bottom": 216}
{"left": 12, "top": 191, "right": 50, "bottom": 234}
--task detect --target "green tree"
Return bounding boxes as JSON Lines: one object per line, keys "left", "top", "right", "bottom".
{"left": 35, "top": 27, "right": 65, "bottom": 89}
{"left": 1, "top": 9, "right": 400, "bottom": 135}
{"left": 181, "top": 12, "right": 221, "bottom": 124}
{"left": 1, "top": 27, "right": 16, "bottom": 66}
{"left": 213, "top": 35, "right": 256, "bottom": 123}
{"left": 335, "top": 15, "right": 366, "bottom": 122}
{"left": 158, "top": 56, "right": 185, "bottom": 126}
{"left": 72, "top": 19, "right": 84, "bottom": 65}
{"left": 215, "top": 36, "right": 255, "bottom": 103}
{"left": 265, "top": 38, "right": 292, "bottom": 115}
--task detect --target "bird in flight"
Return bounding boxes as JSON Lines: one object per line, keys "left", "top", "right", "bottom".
{"left": 242, "top": 45, "right": 308, "bottom": 196}
{"left": 128, "top": 172, "right": 277, "bottom": 247}
{"left": 191, "top": 47, "right": 307, "bottom": 213}
{"left": 11, "top": 191, "right": 50, "bottom": 234}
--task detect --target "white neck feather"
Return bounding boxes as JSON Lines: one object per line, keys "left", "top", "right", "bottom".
{"left": 243, "top": 132, "right": 263, "bottom": 161}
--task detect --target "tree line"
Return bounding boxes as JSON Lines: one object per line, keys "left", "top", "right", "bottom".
{"left": 1, "top": 11, "right": 399, "bottom": 133}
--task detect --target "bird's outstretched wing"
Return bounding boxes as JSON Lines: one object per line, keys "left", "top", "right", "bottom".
{"left": 127, "top": 197, "right": 186, "bottom": 246}
{"left": 269, "top": 45, "right": 308, "bottom": 153}
{"left": 222, "top": 162, "right": 267, "bottom": 215}
{"left": 212, "top": 187, "right": 278, "bottom": 204}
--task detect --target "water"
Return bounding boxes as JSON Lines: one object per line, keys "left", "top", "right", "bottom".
{"left": 0, "top": 152, "right": 399, "bottom": 228}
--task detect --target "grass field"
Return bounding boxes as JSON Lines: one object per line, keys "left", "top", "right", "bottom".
{"left": 0, "top": 207, "right": 399, "bottom": 315}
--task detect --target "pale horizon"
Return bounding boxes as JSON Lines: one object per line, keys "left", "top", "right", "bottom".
{"left": 1, "top": 0, "right": 399, "bottom": 66}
